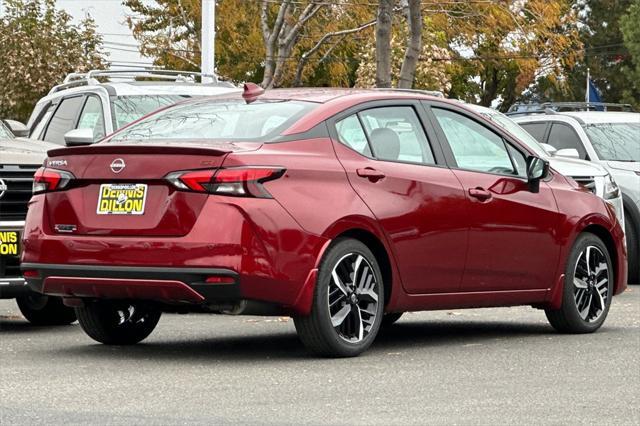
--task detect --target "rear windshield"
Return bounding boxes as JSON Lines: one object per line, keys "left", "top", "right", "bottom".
{"left": 583, "top": 123, "right": 640, "bottom": 162}
{"left": 112, "top": 95, "right": 188, "bottom": 130}
{"left": 109, "top": 99, "right": 317, "bottom": 143}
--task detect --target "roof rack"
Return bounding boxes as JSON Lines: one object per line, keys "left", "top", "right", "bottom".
{"left": 506, "top": 101, "right": 635, "bottom": 116}
{"left": 48, "top": 69, "right": 225, "bottom": 95}
{"left": 373, "top": 88, "right": 445, "bottom": 98}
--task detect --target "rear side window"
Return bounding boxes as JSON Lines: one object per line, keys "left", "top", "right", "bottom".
{"left": 519, "top": 122, "right": 547, "bottom": 143}
{"left": 336, "top": 115, "right": 372, "bottom": 156}
{"left": 547, "top": 123, "right": 588, "bottom": 159}
{"left": 43, "top": 96, "right": 85, "bottom": 144}
{"left": 110, "top": 99, "right": 317, "bottom": 142}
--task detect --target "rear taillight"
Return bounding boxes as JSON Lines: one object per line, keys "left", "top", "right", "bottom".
{"left": 165, "top": 167, "right": 285, "bottom": 198}
{"left": 32, "top": 167, "right": 74, "bottom": 194}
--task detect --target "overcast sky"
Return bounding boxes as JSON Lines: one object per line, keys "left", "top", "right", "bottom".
{"left": 56, "top": 0, "right": 154, "bottom": 68}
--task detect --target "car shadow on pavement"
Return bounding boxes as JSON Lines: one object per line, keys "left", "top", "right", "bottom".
{"left": 0, "top": 317, "right": 77, "bottom": 333}
{"left": 38, "top": 318, "right": 589, "bottom": 363}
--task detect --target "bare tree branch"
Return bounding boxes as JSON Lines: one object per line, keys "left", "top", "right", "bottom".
{"left": 293, "top": 19, "right": 376, "bottom": 86}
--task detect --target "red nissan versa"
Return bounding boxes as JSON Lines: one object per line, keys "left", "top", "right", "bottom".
{"left": 21, "top": 87, "right": 627, "bottom": 357}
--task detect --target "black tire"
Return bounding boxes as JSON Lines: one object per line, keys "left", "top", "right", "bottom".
{"left": 381, "top": 312, "right": 403, "bottom": 327}
{"left": 76, "top": 300, "right": 161, "bottom": 345}
{"left": 16, "top": 293, "right": 76, "bottom": 325}
{"left": 294, "top": 238, "right": 385, "bottom": 357}
{"left": 545, "top": 233, "right": 613, "bottom": 333}
{"left": 625, "top": 213, "right": 639, "bottom": 284}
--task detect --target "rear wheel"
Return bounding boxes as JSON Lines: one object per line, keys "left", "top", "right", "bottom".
{"left": 16, "top": 293, "right": 76, "bottom": 325}
{"left": 294, "top": 238, "right": 384, "bottom": 357}
{"left": 545, "top": 233, "right": 613, "bottom": 333}
{"left": 76, "top": 300, "right": 161, "bottom": 345}
{"left": 625, "top": 213, "right": 639, "bottom": 284}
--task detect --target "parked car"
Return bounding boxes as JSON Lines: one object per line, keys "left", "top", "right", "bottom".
{"left": 24, "top": 69, "right": 240, "bottom": 146}
{"left": 0, "top": 121, "right": 76, "bottom": 324}
{"left": 510, "top": 104, "right": 639, "bottom": 283}
{"left": 466, "top": 104, "right": 624, "bottom": 226}
{"left": 21, "top": 87, "right": 627, "bottom": 357}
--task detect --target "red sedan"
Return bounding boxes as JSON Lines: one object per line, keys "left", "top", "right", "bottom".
{"left": 21, "top": 87, "right": 627, "bottom": 357}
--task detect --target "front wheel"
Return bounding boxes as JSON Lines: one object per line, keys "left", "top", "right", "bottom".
{"left": 294, "top": 238, "right": 385, "bottom": 357}
{"left": 76, "top": 300, "right": 161, "bottom": 345}
{"left": 545, "top": 233, "right": 613, "bottom": 333}
{"left": 16, "top": 293, "right": 76, "bottom": 325}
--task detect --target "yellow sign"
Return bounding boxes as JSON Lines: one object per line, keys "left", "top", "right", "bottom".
{"left": 97, "top": 183, "right": 147, "bottom": 215}
{"left": 0, "top": 231, "right": 19, "bottom": 256}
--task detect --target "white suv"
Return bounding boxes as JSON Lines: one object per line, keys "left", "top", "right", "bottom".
{"left": 25, "top": 69, "right": 240, "bottom": 146}
{"left": 511, "top": 105, "right": 639, "bottom": 283}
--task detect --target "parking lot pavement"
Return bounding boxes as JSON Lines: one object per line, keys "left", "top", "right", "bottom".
{"left": 1, "top": 289, "right": 639, "bottom": 426}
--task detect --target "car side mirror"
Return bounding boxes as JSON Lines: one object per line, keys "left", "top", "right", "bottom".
{"left": 526, "top": 156, "right": 549, "bottom": 193}
{"left": 555, "top": 148, "right": 580, "bottom": 159}
{"left": 540, "top": 143, "right": 557, "bottom": 156}
{"left": 64, "top": 128, "right": 96, "bottom": 146}
{"left": 3, "top": 119, "right": 29, "bottom": 137}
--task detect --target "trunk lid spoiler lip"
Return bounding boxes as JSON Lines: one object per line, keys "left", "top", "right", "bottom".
{"left": 47, "top": 141, "right": 261, "bottom": 157}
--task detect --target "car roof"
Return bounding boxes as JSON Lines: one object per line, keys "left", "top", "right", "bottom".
{"left": 559, "top": 111, "right": 640, "bottom": 124}
{"left": 104, "top": 82, "right": 240, "bottom": 97}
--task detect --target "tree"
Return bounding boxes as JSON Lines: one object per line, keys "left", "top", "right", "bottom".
{"left": 620, "top": 0, "right": 640, "bottom": 108}
{"left": 375, "top": 0, "right": 394, "bottom": 88}
{"left": 0, "top": 0, "right": 106, "bottom": 122}
{"left": 444, "top": 0, "right": 582, "bottom": 111}
{"left": 397, "top": 0, "right": 422, "bottom": 89}
{"left": 125, "top": 0, "right": 375, "bottom": 88}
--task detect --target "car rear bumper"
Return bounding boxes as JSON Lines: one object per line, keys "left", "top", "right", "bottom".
{"left": 21, "top": 196, "right": 328, "bottom": 313}
{"left": 22, "top": 263, "right": 241, "bottom": 304}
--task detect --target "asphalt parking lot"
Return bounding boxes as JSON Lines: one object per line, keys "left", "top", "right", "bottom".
{"left": 1, "top": 289, "right": 639, "bottom": 425}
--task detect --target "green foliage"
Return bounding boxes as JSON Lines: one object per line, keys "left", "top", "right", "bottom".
{"left": 0, "top": 0, "right": 106, "bottom": 122}
{"left": 620, "top": 0, "right": 640, "bottom": 108}
{"left": 530, "top": 0, "right": 639, "bottom": 107}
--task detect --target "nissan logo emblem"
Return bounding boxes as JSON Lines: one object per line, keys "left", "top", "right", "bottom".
{"left": 110, "top": 158, "right": 126, "bottom": 174}
{"left": 0, "top": 178, "right": 7, "bottom": 199}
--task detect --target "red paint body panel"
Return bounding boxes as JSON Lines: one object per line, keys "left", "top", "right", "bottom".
{"left": 452, "top": 169, "right": 562, "bottom": 292}
{"left": 332, "top": 142, "right": 469, "bottom": 294}
{"left": 21, "top": 90, "right": 627, "bottom": 317}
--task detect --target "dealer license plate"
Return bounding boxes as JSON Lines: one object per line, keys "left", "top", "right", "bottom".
{"left": 0, "top": 231, "right": 20, "bottom": 256}
{"left": 97, "top": 183, "right": 147, "bottom": 215}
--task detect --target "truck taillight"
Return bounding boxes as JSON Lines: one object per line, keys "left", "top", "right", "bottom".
{"left": 32, "top": 168, "right": 74, "bottom": 194}
{"left": 165, "top": 167, "right": 285, "bottom": 198}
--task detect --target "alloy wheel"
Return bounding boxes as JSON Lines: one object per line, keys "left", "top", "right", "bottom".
{"left": 573, "top": 246, "right": 610, "bottom": 323}
{"left": 327, "top": 253, "right": 380, "bottom": 343}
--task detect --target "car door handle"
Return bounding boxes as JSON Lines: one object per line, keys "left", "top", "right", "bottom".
{"left": 357, "top": 168, "right": 385, "bottom": 181}
{"left": 468, "top": 187, "right": 492, "bottom": 201}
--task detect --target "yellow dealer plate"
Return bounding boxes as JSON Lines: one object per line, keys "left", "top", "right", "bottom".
{"left": 97, "top": 183, "right": 147, "bottom": 215}
{"left": 0, "top": 231, "right": 19, "bottom": 256}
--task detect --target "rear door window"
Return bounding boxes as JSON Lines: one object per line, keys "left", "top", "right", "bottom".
{"left": 358, "top": 106, "right": 436, "bottom": 165}
{"left": 43, "top": 96, "right": 85, "bottom": 144}
{"left": 336, "top": 115, "right": 372, "bottom": 156}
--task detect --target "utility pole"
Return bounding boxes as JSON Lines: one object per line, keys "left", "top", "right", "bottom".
{"left": 201, "top": 0, "right": 215, "bottom": 83}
